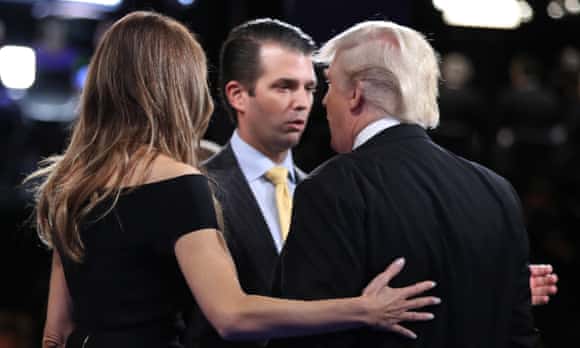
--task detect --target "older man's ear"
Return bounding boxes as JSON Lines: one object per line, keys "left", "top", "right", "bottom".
{"left": 349, "top": 80, "right": 365, "bottom": 115}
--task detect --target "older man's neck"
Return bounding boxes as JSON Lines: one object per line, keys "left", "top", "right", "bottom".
{"left": 352, "top": 113, "right": 385, "bottom": 140}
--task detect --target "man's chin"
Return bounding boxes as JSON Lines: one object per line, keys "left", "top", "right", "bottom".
{"left": 278, "top": 137, "right": 302, "bottom": 151}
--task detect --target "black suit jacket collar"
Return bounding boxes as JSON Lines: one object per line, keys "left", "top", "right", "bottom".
{"left": 205, "top": 145, "right": 279, "bottom": 283}
{"left": 203, "top": 144, "right": 306, "bottom": 282}
{"left": 357, "top": 123, "right": 430, "bottom": 151}
{"left": 205, "top": 144, "right": 306, "bottom": 184}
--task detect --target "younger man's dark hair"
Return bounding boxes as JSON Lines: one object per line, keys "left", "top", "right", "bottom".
{"left": 219, "top": 18, "right": 316, "bottom": 122}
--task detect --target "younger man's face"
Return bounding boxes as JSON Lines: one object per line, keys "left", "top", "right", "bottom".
{"left": 239, "top": 43, "right": 317, "bottom": 155}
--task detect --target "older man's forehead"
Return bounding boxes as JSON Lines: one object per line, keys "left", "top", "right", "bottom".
{"left": 325, "top": 61, "right": 341, "bottom": 76}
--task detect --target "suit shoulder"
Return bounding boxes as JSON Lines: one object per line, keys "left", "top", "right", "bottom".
{"left": 202, "top": 146, "right": 233, "bottom": 172}
{"left": 465, "top": 158, "right": 511, "bottom": 187}
{"left": 302, "top": 154, "right": 358, "bottom": 188}
{"left": 458, "top": 157, "right": 521, "bottom": 206}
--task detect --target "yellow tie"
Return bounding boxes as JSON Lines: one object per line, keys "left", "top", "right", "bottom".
{"left": 265, "top": 166, "right": 292, "bottom": 241}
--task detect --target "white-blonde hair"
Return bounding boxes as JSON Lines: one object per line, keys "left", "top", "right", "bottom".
{"left": 316, "top": 21, "right": 440, "bottom": 129}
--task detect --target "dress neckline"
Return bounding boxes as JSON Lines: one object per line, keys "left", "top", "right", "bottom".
{"left": 102, "top": 173, "right": 206, "bottom": 193}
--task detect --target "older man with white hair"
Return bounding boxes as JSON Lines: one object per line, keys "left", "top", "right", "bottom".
{"left": 271, "top": 21, "right": 540, "bottom": 348}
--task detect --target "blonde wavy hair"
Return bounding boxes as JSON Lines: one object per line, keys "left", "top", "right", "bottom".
{"left": 25, "top": 11, "right": 214, "bottom": 262}
{"left": 315, "top": 21, "right": 440, "bottom": 129}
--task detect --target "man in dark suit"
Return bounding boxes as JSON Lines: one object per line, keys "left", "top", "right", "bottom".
{"left": 191, "top": 19, "right": 316, "bottom": 348}
{"left": 271, "top": 21, "right": 540, "bottom": 347}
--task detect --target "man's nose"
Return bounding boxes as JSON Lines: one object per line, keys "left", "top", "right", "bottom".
{"left": 292, "top": 88, "right": 311, "bottom": 110}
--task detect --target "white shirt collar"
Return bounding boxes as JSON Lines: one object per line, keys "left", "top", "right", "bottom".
{"left": 353, "top": 116, "right": 401, "bottom": 150}
{"left": 230, "top": 130, "right": 296, "bottom": 183}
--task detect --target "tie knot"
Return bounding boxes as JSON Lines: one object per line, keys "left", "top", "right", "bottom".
{"left": 265, "top": 166, "right": 289, "bottom": 185}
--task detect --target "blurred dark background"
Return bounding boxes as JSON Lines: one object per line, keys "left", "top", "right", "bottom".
{"left": 0, "top": 0, "right": 578, "bottom": 347}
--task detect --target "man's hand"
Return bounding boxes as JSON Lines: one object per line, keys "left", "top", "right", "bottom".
{"left": 529, "top": 264, "right": 558, "bottom": 306}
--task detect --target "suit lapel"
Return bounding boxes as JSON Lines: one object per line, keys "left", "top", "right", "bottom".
{"left": 206, "top": 145, "right": 279, "bottom": 270}
{"left": 294, "top": 167, "right": 307, "bottom": 183}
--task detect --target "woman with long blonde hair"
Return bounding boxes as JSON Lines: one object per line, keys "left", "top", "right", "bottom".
{"left": 27, "top": 11, "right": 439, "bottom": 348}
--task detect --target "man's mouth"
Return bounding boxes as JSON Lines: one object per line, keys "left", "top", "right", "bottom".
{"left": 285, "top": 119, "right": 306, "bottom": 131}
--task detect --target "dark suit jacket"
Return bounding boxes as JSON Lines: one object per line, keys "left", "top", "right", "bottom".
{"left": 187, "top": 143, "right": 305, "bottom": 348}
{"left": 270, "top": 124, "right": 538, "bottom": 348}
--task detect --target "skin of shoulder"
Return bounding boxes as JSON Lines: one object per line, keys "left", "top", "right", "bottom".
{"left": 147, "top": 154, "right": 202, "bottom": 184}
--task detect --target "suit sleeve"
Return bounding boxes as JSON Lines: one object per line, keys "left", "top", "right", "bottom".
{"left": 269, "top": 165, "right": 367, "bottom": 348}
{"left": 504, "top": 182, "right": 539, "bottom": 348}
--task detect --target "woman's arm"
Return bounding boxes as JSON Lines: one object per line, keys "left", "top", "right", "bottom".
{"left": 175, "top": 229, "right": 438, "bottom": 341}
{"left": 42, "top": 252, "right": 75, "bottom": 348}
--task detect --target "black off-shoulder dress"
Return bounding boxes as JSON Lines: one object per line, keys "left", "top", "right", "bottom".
{"left": 61, "top": 174, "right": 219, "bottom": 348}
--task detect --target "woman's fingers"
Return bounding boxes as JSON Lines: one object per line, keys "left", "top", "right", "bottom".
{"left": 368, "top": 276, "right": 440, "bottom": 340}
{"left": 397, "top": 311, "right": 435, "bottom": 321}
{"left": 363, "top": 259, "right": 440, "bottom": 341}
{"left": 383, "top": 324, "right": 418, "bottom": 339}
{"left": 400, "top": 280, "right": 437, "bottom": 298}
{"left": 382, "top": 295, "right": 440, "bottom": 314}
{"left": 399, "top": 296, "right": 441, "bottom": 311}
{"left": 363, "top": 258, "right": 406, "bottom": 295}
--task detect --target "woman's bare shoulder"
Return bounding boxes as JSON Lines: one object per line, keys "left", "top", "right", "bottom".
{"left": 147, "top": 154, "right": 202, "bottom": 184}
